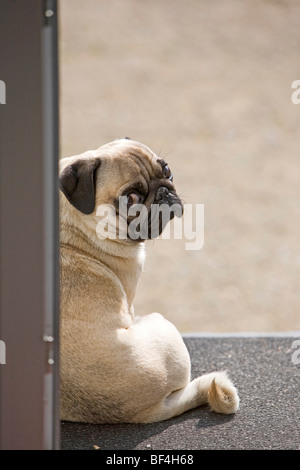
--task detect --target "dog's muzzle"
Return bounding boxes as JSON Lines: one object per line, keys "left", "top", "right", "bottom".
{"left": 155, "top": 186, "right": 170, "bottom": 202}
{"left": 127, "top": 185, "right": 183, "bottom": 242}
{"left": 154, "top": 186, "right": 183, "bottom": 214}
{"left": 148, "top": 186, "right": 183, "bottom": 239}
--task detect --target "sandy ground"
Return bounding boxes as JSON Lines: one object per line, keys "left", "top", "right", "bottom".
{"left": 60, "top": 0, "right": 300, "bottom": 333}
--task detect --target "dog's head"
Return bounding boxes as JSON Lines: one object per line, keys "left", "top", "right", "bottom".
{"left": 59, "top": 139, "right": 183, "bottom": 243}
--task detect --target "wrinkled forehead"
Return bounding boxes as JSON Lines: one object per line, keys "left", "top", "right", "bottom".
{"left": 59, "top": 139, "right": 165, "bottom": 182}
{"left": 99, "top": 139, "right": 156, "bottom": 157}
{"left": 98, "top": 139, "right": 162, "bottom": 180}
{"left": 99, "top": 139, "right": 157, "bottom": 163}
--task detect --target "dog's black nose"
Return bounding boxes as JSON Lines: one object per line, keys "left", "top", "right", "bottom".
{"left": 156, "top": 186, "right": 169, "bottom": 201}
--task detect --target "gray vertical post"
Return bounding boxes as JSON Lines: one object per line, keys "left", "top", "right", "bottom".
{"left": 0, "top": 0, "right": 59, "bottom": 450}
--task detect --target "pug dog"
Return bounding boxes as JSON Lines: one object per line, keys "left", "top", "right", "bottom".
{"left": 59, "top": 138, "right": 239, "bottom": 423}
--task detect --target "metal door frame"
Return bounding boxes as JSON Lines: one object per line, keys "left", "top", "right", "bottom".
{"left": 0, "top": 0, "right": 60, "bottom": 450}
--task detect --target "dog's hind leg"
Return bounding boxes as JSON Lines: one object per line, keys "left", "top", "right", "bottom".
{"left": 129, "top": 371, "right": 239, "bottom": 423}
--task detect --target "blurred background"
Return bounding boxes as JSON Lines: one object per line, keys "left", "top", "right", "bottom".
{"left": 60, "top": 0, "right": 300, "bottom": 333}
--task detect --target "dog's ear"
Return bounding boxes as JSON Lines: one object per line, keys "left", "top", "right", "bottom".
{"left": 59, "top": 158, "right": 101, "bottom": 214}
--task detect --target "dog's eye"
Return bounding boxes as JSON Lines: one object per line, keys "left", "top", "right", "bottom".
{"left": 163, "top": 165, "right": 173, "bottom": 181}
{"left": 127, "top": 193, "right": 141, "bottom": 206}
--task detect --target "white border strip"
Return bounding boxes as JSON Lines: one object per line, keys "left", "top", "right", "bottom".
{"left": 182, "top": 331, "right": 300, "bottom": 338}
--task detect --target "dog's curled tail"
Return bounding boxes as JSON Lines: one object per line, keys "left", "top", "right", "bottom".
{"left": 207, "top": 371, "right": 240, "bottom": 414}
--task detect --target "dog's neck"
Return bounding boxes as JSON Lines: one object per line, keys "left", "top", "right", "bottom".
{"left": 60, "top": 222, "right": 145, "bottom": 312}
